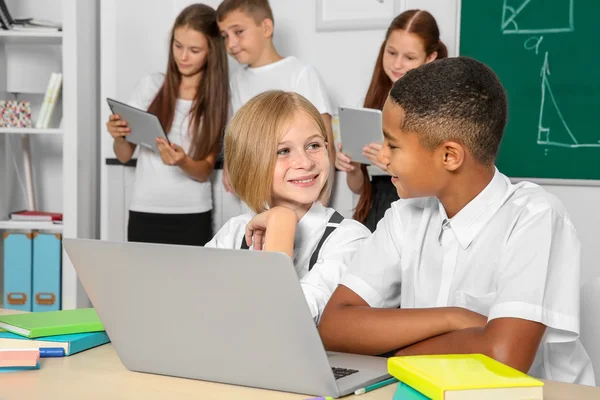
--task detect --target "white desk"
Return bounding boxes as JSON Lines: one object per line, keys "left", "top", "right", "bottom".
{"left": 1, "top": 308, "right": 599, "bottom": 399}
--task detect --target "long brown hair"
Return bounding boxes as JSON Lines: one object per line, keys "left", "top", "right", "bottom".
{"left": 147, "top": 4, "right": 229, "bottom": 161}
{"left": 353, "top": 9, "right": 447, "bottom": 223}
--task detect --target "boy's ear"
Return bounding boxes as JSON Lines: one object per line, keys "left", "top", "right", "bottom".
{"left": 440, "top": 141, "right": 465, "bottom": 172}
{"left": 261, "top": 18, "right": 274, "bottom": 38}
{"left": 425, "top": 51, "right": 438, "bottom": 64}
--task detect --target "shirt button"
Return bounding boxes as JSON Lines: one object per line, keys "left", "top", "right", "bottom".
{"left": 317, "top": 258, "right": 324, "bottom": 264}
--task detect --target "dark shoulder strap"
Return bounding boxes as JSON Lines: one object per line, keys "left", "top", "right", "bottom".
{"left": 308, "top": 211, "right": 344, "bottom": 271}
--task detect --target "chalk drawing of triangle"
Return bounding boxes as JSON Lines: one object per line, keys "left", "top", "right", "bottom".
{"left": 537, "top": 52, "right": 600, "bottom": 148}
{"left": 502, "top": 0, "right": 575, "bottom": 34}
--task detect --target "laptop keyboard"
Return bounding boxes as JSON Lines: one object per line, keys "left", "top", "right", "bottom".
{"left": 331, "top": 367, "right": 359, "bottom": 380}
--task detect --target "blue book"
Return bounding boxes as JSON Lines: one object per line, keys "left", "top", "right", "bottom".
{"left": 0, "top": 329, "right": 109, "bottom": 356}
{"left": 393, "top": 381, "right": 430, "bottom": 400}
{"left": 0, "top": 362, "right": 40, "bottom": 373}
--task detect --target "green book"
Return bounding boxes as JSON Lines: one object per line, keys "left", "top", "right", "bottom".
{"left": 0, "top": 308, "right": 104, "bottom": 338}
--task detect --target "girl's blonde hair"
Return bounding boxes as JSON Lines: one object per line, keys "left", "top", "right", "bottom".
{"left": 225, "top": 90, "right": 332, "bottom": 213}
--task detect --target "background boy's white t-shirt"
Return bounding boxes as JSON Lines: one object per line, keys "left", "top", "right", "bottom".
{"left": 126, "top": 73, "right": 212, "bottom": 214}
{"left": 230, "top": 56, "right": 333, "bottom": 115}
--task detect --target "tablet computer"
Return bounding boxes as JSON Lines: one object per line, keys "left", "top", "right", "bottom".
{"left": 338, "top": 106, "right": 383, "bottom": 165}
{"left": 107, "top": 97, "right": 170, "bottom": 153}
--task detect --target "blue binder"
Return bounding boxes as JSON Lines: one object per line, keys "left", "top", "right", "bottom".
{"left": 3, "top": 232, "right": 33, "bottom": 311}
{"left": 32, "top": 233, "right": 61, "bottom": 312}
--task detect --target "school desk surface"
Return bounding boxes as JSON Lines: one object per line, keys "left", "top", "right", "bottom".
{"left": 1, "top": 308, "right": 599, "bottom": 399}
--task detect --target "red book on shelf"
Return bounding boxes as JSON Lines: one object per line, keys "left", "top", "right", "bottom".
{"left": 10, "top": 210, "right": 63, "bottom": 222}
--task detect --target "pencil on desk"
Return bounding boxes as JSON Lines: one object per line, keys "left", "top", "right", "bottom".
{"left": 355, "top": 377, "right": 399, "bottom": 395}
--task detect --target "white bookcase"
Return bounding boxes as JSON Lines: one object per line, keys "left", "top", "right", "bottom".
{"left": 0, "top": 0, "right": 98, "bottom": 310}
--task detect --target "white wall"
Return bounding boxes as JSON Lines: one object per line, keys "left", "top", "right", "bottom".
{"left": 100, "top": 0, "right": 599, "bottom": 283}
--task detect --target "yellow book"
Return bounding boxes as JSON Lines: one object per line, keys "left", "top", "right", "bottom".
{"left": 388, "top": 354, "right": 544, "bottom": 400}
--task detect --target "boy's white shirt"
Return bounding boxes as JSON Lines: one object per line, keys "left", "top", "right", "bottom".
{"left": 230, "top": 56, "right": 333, "bottom": 115}
{"left": 127, "top": 73, "right": 212, "bottom": 214}
{"left": 341, "top": 168, "right": 596, "bottom": 386}
{"left": 205, "top": 202, "right": 370, "bottom": 324}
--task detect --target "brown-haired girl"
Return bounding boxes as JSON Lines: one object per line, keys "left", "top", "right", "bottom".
{"left": 106, "top": 4, "right": 229, "bottom": 246}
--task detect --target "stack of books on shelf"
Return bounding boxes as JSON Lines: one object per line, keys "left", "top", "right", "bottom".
{"left": 10, "top": 210, "right": 63, "bottom": 222}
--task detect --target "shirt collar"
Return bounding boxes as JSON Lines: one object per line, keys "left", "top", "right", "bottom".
{"left": 295, "top": 202, "right": 327, "bottom": 249}
{"left": 438, "top": 168, "right": 509, "bottom": 249}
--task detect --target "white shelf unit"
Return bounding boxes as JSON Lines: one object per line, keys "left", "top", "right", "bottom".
{"left": 0, "top": 220, "right": 63, "bottom": 232}
{"left": 0, "top": 30, "right": 63, "bottom": 44}
{"left": 0, "top": 128, "right": 62, "bottom": 135}
{"left": 0, "top": 0, "right": 99, "bottom": 310}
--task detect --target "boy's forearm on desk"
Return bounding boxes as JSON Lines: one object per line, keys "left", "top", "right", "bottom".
{"left": 396, "top": 318, "right": 546, "bottom": 373}
{"left": 319, "top": 304, "right": 460, "bottom": 355}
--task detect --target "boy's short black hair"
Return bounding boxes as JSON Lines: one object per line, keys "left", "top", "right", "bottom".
{"left": 216, "top": 0, "right": 274, "bottom": 25}
{"left": 389, "top": 56, "right": 507, "bottom": 165}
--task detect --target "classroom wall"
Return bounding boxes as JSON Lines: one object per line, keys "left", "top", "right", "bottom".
{"left": 98, "top": 0, "right": 599, "bottom": 282}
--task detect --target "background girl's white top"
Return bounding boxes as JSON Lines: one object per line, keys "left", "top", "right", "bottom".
{"left": 127, "top": 73, "right": 212, "bottom": 214}
{"left": 205, "top": 202, "right": 371, "bottom": 324}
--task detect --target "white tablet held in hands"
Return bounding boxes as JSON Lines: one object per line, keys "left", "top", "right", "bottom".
{"left": 338, "top": 106, "right": 383, "bottom": 165}
{"left": 107, "top": 98, "right": 170, "bottom": 153}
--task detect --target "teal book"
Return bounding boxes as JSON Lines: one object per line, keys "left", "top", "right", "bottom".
{"left": 0, "top": 329, "right": 109, "bottom": 355}
{"left": 0, "top": 362, "right": 40, "bottom": 373}
{"left": 393, "top": 381, "right": 430, "bottom": 400}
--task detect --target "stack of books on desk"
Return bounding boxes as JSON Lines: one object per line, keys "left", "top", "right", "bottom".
{"left": 0, "top": 308, "right": 110, "bottom": 359}
{"left": 388, "top": 354, "right": 544, "bottom": 400}
{"left": 0, "top": 348, "right": 40, "bottom": 372}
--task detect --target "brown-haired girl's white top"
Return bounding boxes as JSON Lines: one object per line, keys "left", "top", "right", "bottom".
{"left": 106, "top": 4, "right": 229, "bottom": 246}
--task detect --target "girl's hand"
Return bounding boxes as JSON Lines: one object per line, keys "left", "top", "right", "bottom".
{"left": 245, "top": 207, "right": 297, "bottom": 251}
{"left": 362, "top": 142, "right": 387, "bottom": 171}
{"left": 335, "top": 142, "right": 355, "bottom": 172}
{"left": 156, "top": 137, "right": 187, "bottom": 166}
{"left": 106, "top": 114, "right": 130, "bottom": 140}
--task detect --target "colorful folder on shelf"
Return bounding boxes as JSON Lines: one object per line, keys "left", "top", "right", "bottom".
{"left": 3, "top": 232, "right": 33, "bottom": 312}
{"left": 388, "top": 354, "right": 544, "bottom": 400}
{"left": 0, "top": 308, "right": 104, "bottom": 338}
{"left": 32, "top": 232, "right": 62, "bottom": 312}
{"left": 0, "top": 329, "right": 109, "bottom": 356}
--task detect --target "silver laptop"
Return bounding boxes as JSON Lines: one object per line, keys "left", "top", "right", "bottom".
{"left": 106, "top": 97, "right": 170, "bottom": 153}
{"left": 63, "top": 239, "right": 390, "bottom": 398}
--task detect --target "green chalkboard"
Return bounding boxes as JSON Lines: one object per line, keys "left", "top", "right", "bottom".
{"left": 460, "top": 0, "right": 600, "bottom": 181}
